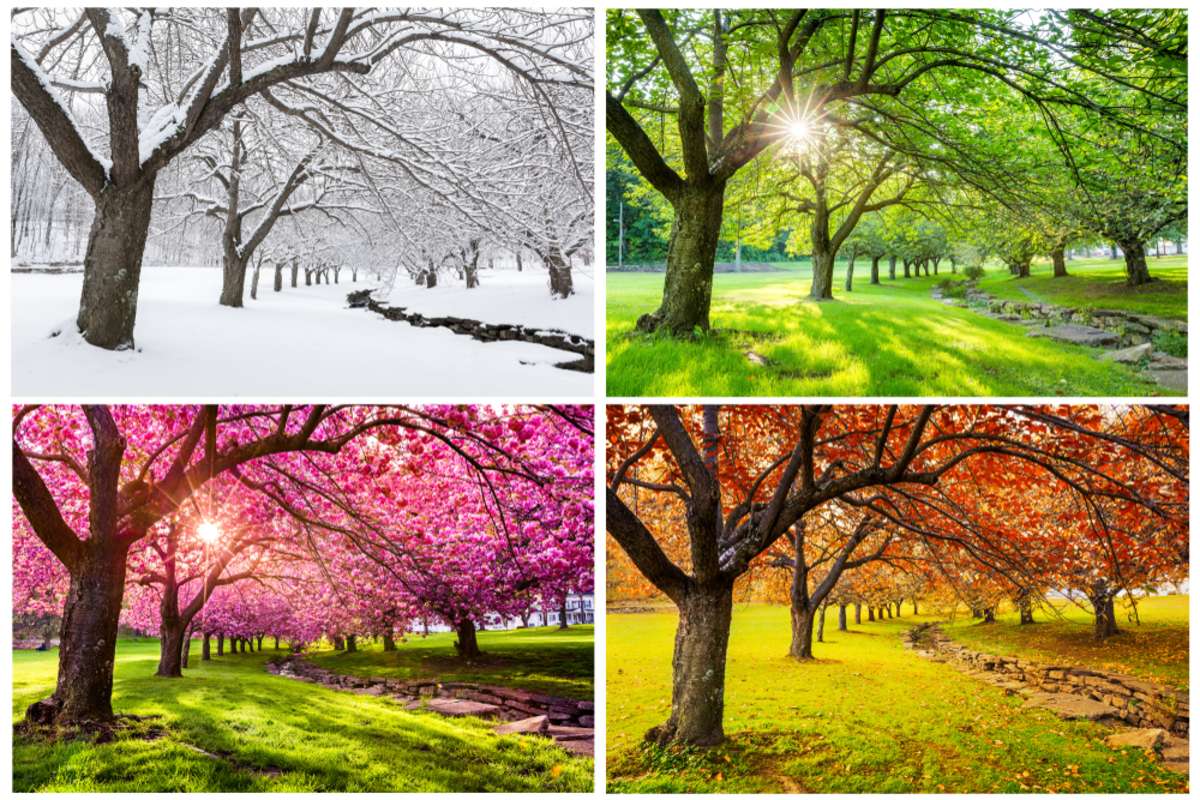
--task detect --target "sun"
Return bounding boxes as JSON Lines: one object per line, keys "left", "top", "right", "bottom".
{"left": 787, "top": 117, "right": 814, "bottom": 146}
{"left": 197, "top": 521, "right": 222, "bottom": 543}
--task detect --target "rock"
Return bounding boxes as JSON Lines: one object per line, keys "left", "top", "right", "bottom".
{"left": 1149, "top": 353, "right": 1188, "bottom": 370}
{"left": 555, "top": 736, "right": 594, "bottom": 758}
{"left": 1026, "top": 324, "right": 1120, "bottom": 348}
{"left": 423, "top": 698, "right": 501, "bottom": 718}
{"left": 1100, "top": 343, "right": 1152, "bottom": 364}
{"left": 1146, "top": 369, "right": 1188, "bottom": 394}
{"left": 1105, "top": 728, "right": 1167, "bottom": 751}
{"left": 1025, "top": 692, "right": 1121, "bottom": 722}
{"left": 547, "top": 724, "right": 595, "bottom": 741}
{"left": 495, "top": 715, "right": 549, "bottom": 735}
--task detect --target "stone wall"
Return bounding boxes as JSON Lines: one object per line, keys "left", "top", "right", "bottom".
{"left": 267, "top": 655, "right": 593, "bottom": 727}
{"left": 912, "top": 626, "right": 1188, "bottom": 736}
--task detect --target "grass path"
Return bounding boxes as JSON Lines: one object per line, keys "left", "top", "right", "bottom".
{"left": 978, "top": 256, "right": 1186, "bottom": 319}
{"left": 607, "top": 604, "right": 1187, "bottom": 793}
{"left": 13, "top": 637, "right": 591, "bottom": 792}
{"left": 306, "top": 625, "right": 594, "bottom": 699}
{"left": 606, "top": 259, "right": 1182, "bottom": 396}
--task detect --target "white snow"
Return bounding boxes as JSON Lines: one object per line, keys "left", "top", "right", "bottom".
{"left": 386, "top": 264, "right": 593, "bottom": 337}
{"left": 12, "top": 266, "right": 593, "bottom": 397}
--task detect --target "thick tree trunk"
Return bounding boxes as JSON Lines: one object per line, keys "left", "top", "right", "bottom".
{"left": 1051, "top": 246, "right": 1068, "bottom": 277}
{"left": 982, "top": 607, "right": 996, "bottom": 623}
{"left": 382, "top": 634, "right": 396, "bottom": 652}
{"left": 26, "top": 552, "right": 128, "bottom": 725}
{"left": 809, "top": 233, "right": 836, "bottom": 300}
{"left": 455, "top": 620, "right": 481, "bottom": 658}
{"left": 870, "top": 256, "right": 881, "bottom": 284}
{"left": 888, "top": 255, "right": 896, "bottom": 280}
{"left": 332, "top": 636, "right": 344, "bottom": 651}
{"left": 1090, "top": 582, "right": 1121, "bottom": 640}
{"left": 273, "top": 262, "right": 284, "bottom": 292}
{"left": 157, "top": 621, "right": 185, "bottom": 677}
{"left": 902, "top": 259, "right": 911, "bottom": 278}
{"left": 76, "top": 181, "right": 156, "bottom": 350}
{"left": 638, "top": 182, "right": 726, "bottom": 334}
{"left": 854, "top": 603, "right": 862, "bottom": 624}
{"left": 291, "top": 261, "right": 299, "bottom": 287}
{"left": 1118, "top": 239, "right": 1152, "bottom": 285}
{"left": 867, "top": 606, "right": 875, "bottom": 622}
{"left": 202, "top": 633, "right": 211, "bottom": 661}
{"left": 217, "top": 633, "right": 225, "bottom": 656}
{"left": 220, "top": 245, "right": 249, "bottom": 307}
{"left": 559, "top": 595, "right": 570, "bottom": 630}
{"left": 838, "top": 603, "right": 848, "bottom": 631}
{"left": 647, "top": 580, "right": 733, "bottom": 747}
{"left": 345, "top": 634, "right": 357, "bottom": 653}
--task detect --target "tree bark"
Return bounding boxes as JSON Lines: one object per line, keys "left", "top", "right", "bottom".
{"left": 273, "top": 262, "right": 284, "bottom": 292}
{"left": 837, "top": 602, "right": 848, "bottom": 631}
{"left": 844, "top": 254, "right": 856, "bottom": 292}
{"left": 220, "top": 250, "right": 248, "bottom": 307}
{"left": 345, "top": 634, "right": 357, "bottom": 653}
{"left": 217, "top": 633, "right": 225, "bottom": 656}
{"left": 332, "top": 635, "right": 344, "bottom": 651}
{"left": 1090, "top": 581, "right": 1121, "bottom": 640}
{"left": 546, "top": 247, "right": 574, "bottom": 298}
{"left": 249, "top": 262, "right": 261, "bottom": 300}
{"left": 637, "top": 182, "right": 726, "bottom": 334}
{"left": 76, "top": 181, "right": 156, "bottom": 350}
{"left": 559, "top": 595, "right": 570, "bottom": 630}
{"left": 1118, "top": 239, "right": 1152, "bottom": 285}
{"left": 382, "top": 634, "right": 396, "bottom": 652}
{"left": 26, "top": 552, "right": 128, "bottom": 725}
{"left": 646, "top": 579, "right": 733, "bottom": 747}
{"left": 869, "top": 255, "right": 881, "bottom": 284}
{"left": 1051, "top": 246, "right": 1068, "bottom": 277}
{"left": 868, "top": 606, "right": 875, "bottom": 621}
{"left": 454, "top": 619, "right": 481, "bottom": 658}
{"left": 157, "top": 617, "right": 186, "bottom": 677}
{"left": 291, "top": 260, "right": 299, "bottom": 287}
{"left": 854, "top": 603, "right": 862, "bottom": 624}
{"left": 888, "top": 255, "right": 896, "bottom": 279}
{"left": 816, "top": 603, "right": 827, "bottom": 643}
{"left": 910, "top": 597, "right": 918, "bottom": 615}
{"left": 202, "top": 633, "right": 211, "bottom": 661}
{"left": 256, "top": 634, "right": 264, "bottom": 650}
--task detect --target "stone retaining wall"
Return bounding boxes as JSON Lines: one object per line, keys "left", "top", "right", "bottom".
{"left": 913, "top": 625, "right": 1188, "bottom": 735}
{"left": 267, "top": 655, "right": 593, "bottom": 727}
{"left": 346, "top": 289, "right": 593, "bottom": 372}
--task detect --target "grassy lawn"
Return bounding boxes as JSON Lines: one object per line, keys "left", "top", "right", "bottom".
{"left": 978, "top": 255, "right": 1187, "bottom": 320}
{"left": 13, "top": 637, "right": 591, "bottom": 792}
{"left": 306, "top": 624, "right": 594, "bottom": 699}
{"left": 942, "top": 595, "right": 1188, "bottom": 692}
{"left": 607, "top": 604, "right": 1188, "bottom": 793}
{"left": 605, "top": 262, "right": 1173, "bottom": 397}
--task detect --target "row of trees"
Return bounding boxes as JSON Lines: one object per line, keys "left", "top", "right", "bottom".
{"left": 14, "top": 404, "right": 594, "bottom": 726}
{"left": 606, "top": 404, "right": 1187, "bottom": 746}
{"left": 12, "top": 8, "right": 593, "bottom": 349}
{"left": 606, "top": 9, "right": 1186, "bottom": 332}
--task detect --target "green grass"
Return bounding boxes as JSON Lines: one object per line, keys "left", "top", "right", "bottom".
{"left": 607, "top": 604, "right": 1188, "bottom": 793}
{"left": 978, "top": 255, "right": 1187, "bottom": 320}
{"left": 13, "top": 635, "right": 592, "bottom": 792}
{"left": 306, "top": 625, "right": 594, "bottom": 699}
{"left": 606, "top": 261, "right": 1177, "bottom": 397}
{"left": 942, "top": 595, "right": 1188, "bottom": 691}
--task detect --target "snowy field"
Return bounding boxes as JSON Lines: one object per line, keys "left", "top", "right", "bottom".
{"left": 12, "top": 266, "right": 594, "bottom": 397}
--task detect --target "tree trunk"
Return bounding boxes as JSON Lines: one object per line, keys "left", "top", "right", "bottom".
{"left": 1118, "top": 239, "right": 1152, "bottom": 285}
{"left": 157, "top": 619, "right": 186, "bottom": 677}
{"left": 332, "top": 635, "right": 344, "bottom": 651}
{"left": 809, "top": 232, "right": 836, "bottom": 300}
{"left": 854, "top": 603, "right": 862, "bottom": 624}
{"left": 869, "top": 255, "right": 881, "bottom": 285}
{"left": 273, "top": 636, "right": 280, "bottom": 650}
{"left": 217, "top": 633, "right": 225, "bottom": 656}
{"left": 249, "top": 262, "right": 261, "bottom": 300}
{"left": 888, "top": 255, "right": 896, "bottom": 279}
{"left": 816, "top": 603, "right": 827, "bottom": 643}
{"left": 911, "top": 597, "right": 918, "bottom": 615}
{"left": 274, "top": 262, "right": 284, "bottom": 292}
{"left": 837, "top": 603, "right": 848, "bottom": 631}
{"left": 220, "top": 245, "right": 249, "bottom": 307}
{"left": 982, "top": 607, "right": 996, "bottom": 623}
{"left": 868, "top": 606, "right": 875, "bottom": 621}
{"left": 1090, "top": 581, "right": 1120, "bottom": 640}
{"left": 1174, "top": 239, "right": 1183, "bottom": 255}
{"left": 902, "top": 259, "right": 911, "bottom": 278}
{"left": 256, "top": 634, "right": 264, "bottom": 650}
{"left": 454, "top": 619, "right": 481, "bottom": 658}
{"left": 345, "top": 634, "right": 357, "bottom": 653}
{"left": 637, "top": 182, "right": 726, "bottom": 335}
{"left": 180, "top": 624, "right": 192, "bottom": 668}
{"left": 202, "top": 633, "right": 211, "bottom": 661}
{"left": 26, "top": 552, "right": 129, "bottom": 725}
{"left": 291, "top": 261, "right": 299, "bottom": 287}
{"left": 382, "top": 634, "right": 396, "bottom": 652}
{"left": 844, "top": 254, "right": 856, "bottom": 292}
{"left": 646, "top": 579, "right": 733, "bottom": 747}
{"left": 1051, "top": 246, "right": 1068, "bottom": 277}
{"left": 559, "top": 595, "right": 570, "bottom": 630}
{"left": 76, "top": 181, "right": 156, "bottom": 350}
{"left": 546, "top": 248, "right": 574, "bottom": 298}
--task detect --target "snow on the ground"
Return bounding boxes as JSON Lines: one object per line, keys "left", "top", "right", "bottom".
{"left": 12, "top": 267, "right": 593, "bottom": 397}
{"left": 386, "top": 265, "right": 593, "bottom": 337}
